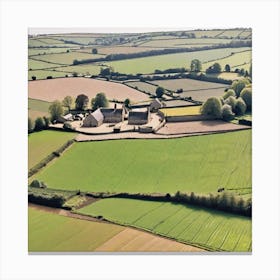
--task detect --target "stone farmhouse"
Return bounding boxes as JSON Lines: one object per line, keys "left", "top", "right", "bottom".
{"left": 128, "top": 108, "right": 151, "bottom": 125}
{"left": 57, "top": 113, "right": 73, "bottom": 123}
{"left": 149, "top": 98, "right": 163, "bottom": 112}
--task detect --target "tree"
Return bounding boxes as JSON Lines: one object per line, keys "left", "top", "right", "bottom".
{"left": 100, "top": 67, "right": 111, "bottom": 76}
{"left": 75, "top": 94, "right": 89, "bottom": 110}
{"left": 224, "top": 96, "right": 237, "bottom": 111}
{"left": 223, "top": 89, "right": 236, "bottom": 99}
{"left": 231, "top": 79, "right": 250, "bottom": 97}
{"left": 240, "top": 87, "right": 252, "bottom": 110}
{"left": 235, "top": 98, "right": 247, "bottom": 115}
{"left": 155, "top": 87, "right": 165, "bottom": 98}
{"left": 206, "top": 63, "right": 222, "bottom": 74}
{"left": 49, "top": 100, "right": 63, "bottom": 122}
{"left": 201, "top": 97, "right": 222, "bottom": 118}
{"left": 62, "top": 96, "right": 73, "bottom": 112}
{"left": 225, "top": 64, "right": 231, "bottom": 72}
{"left": 92, "top": 48, "right": 98, "bottom": 54}
{"left": 31, "top": 76, "right": 36, "bottom": 81}
{"left": 43, "top": 116, "right": 50, "bottom": 128}
{"left": 221, "top": 104, "right": 235, "bottom": 121}
{"left": 28, "top": 118, "right": 34, "bottom": 133}
{"left": 124, "top": 98, "right": 131, "bottom": 107}
{"left": 190, "top": 59, "right": 202, "bottom": 72}
{"left": 91, "top": 93, "right": 108, "bottom": 110}
{"left": 34, "top": 117, "right": 45, "bottom": 131}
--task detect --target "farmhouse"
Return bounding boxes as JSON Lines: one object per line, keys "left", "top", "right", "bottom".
{"left": 82, "top": 109, "right": 104, "bottom": 127}
{"left": 57, "top": 113, "right": 73, "bottom": 123}
{"left": 128, "top": 108, "right": 151, "bottom": 125}
{"left": 150, "top": 98, "right": 163, "bottom": 112}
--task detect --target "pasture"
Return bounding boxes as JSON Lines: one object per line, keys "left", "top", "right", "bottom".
{"left": 29, "top": 206, "right": 202, "bottom": 252}
{"left": 28, "top": 47, "right": 72, "bottom": 56}
{"left": 28, "top": 130, "right": 76, "bottom": 169}
{"left": 35, "top": 130, "right": 252, "bottom": 196}
{"left": 28, "top": 69, "right": 68, "bottom": 80}
{"left": 125, "top": 81, "right": 158, "bottom": 95}
{"left": 179, "top": 87, "right": 227, "bottom": 102}
{"left": 105, "top": 47, "right": 251, "bottom": 74}
{"left": 28, "top": 59, "right": 61, "bottom": 70}
{"left": 28, "top": 77, "right": 150, "bottom": 102}
{"left": 54, "top": 64, "right": 101, "bottom": 76}
{"left": 28, "top": 98, "right": 51, "bottom": 119}
{"left": 160, "top": 106, "right": 202, "bottom": 116}
{"left": 77, "top": 198, "right": 252, "bottom": 252}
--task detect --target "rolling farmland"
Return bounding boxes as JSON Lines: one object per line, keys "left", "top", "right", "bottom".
{"left": 35, "top": 130, "right": 251, "bottom": 196}
{"left": 77, "top": 198, "right": 252, "bottom": 252}
{"left": 28, "top": 130, "right": 76, "bottom": 169}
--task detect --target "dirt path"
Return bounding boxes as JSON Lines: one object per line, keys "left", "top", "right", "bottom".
{"left": 29, "top": 203, "right": 206, "bottom": 252}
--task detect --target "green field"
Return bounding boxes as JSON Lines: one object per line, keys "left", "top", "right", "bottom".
{"left": 28, "top": 207, "right": 123, "bottom": 252}
{"left": 77, "top": 198, "right": 252, "bottom": 252}
{"left": 105, "top": 47, "right": 251, "bottom": 74}
{"left": 28, "top": 69, "right": 68, "bottom": 80}
{"left": 28, "top": 98, "right": 51, "bottom": 119}
{"left": 28, "top": 130, "right": 76, "bottom": 169}
{"left": 54, "top": 64, "right": 101, "bottom": 75}
{"left": 160, "top": 106, "right": 202, "bottom": 116}
{"left": 125, "top": 81, "right": 158, "bottom": 95}
{"left": 28, "top": 48, "right": 73, "bottom": 56}
{"left": 28, "top": 59, "right": 61, "bottom": 70}
{"left": 202, "top": 50, "right": 252, "bottom": 71}
{"left": 31, "top": 52, "right": 105, "bottom": 65}
{"left": 35, "top": 130, "right": 251, "bottom": 196}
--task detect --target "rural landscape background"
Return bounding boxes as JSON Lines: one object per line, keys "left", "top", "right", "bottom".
{"left": 28, "top": 28, "right": 252, "bottom": 253}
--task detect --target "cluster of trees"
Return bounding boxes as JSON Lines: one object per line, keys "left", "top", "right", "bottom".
{"left": 201, "top": 78, "right": 252, "bottom": 121}
{"left": 28, "top": 116, "right": 50, "bottom": 134}
{"left": 205, "top": 63, "right": 222, "bottom": 74}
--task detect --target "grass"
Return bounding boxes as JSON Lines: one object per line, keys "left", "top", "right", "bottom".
{"left": 28, "top": 59, "right": 61, "bottom": 70}
{"left": 231, "top": 113, "right": 252, "bottom": 125}
{"left": 160, "top": 106, "right": 202, "bottom": 116}
{"left": 35, "top": 130, "right": 252, "bottom": 196}
{"left": 28, "top": 130, "right": 76, "bottom": 170}
{"left": 179, "top": 87, "right": 227, "bottom": 102}
{"left": 28, "top": 69, "right": 68, "bottom": 80}
{"left": 125, "top": 81, "right": 158, "bottom": 95}
{"left": 105, "top": 47, "right": 251, "bottom": 74}
{"left": 28, "top": 98, "right": 51, "bottom": 119}
{"left": 28, "top": 207, "right": 123, "bottom": 252}
{"left": 54, "top": 64, "right": 101, "bottom": 75}
{"left": 77, "top": 198, "right": 252, "bottom": 252}
{"left": 31, "top": 52, "right": 105, "bottom": 65}
{"left": 28, "top": 48, "right": 72, "bottom": 56}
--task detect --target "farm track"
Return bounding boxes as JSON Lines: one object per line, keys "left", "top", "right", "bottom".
{"left": 28, "top": 203, "right": 206, "bottom": 252}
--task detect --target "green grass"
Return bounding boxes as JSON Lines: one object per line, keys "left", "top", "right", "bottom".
{"left": 28, "top": 59, "right": 61, "bottom": 70}
{"left": 28, "top": 69, "right": 68, "bottom": 80}
{"left": 125, "top": 81, "right": 158, "bottom": 95}
{"left": 35, "top": 130, "right": 252, "bottom": 196}
{"left": 28, "top": 98, "right": 51, "bottom": 119}
{"left": 77, "top": 198, "right": 252, "bottom": 252}
{"left": 28, "top": 48, "right": 72, "bottom": 56}
{"left": 160, "top": 106, "right": 202, "bottom": 116}
{"left": 31, "top": 52, "right": 105, "bottom": 65}
{"left": 54, "top": 64, "right": 101, "bottom": 75}
{"left": 28, "top": 207, "right": 123, "bottom": 252}
{"left": 105, "top": 47, "right": 251, "bottom": 74}
{"left": 231, "top": 113, "right": 252, "bottom": 124}
{"left": 28, "top": 130, "right": 76, "bottom": 170}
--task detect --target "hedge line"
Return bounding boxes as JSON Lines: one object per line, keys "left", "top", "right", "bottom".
{"left": 28, "top": 139, "right": 75, "bottom": 177}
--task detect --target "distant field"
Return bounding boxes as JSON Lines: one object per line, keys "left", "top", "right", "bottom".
{"left": 28, "top": 98, "right": 51, "bottom": 119}
{"left": 28, "top": 38, "right": 77, "bottom": 48}
{"left": 77, "top": 198, "right": 252, "bottom": 252}
{"left": 28, "top": 69, "right": 68, "bottom": 80}
{"left": 28, "top": 130, "right": 76, "bottom": 169}
{"left": 125, "top": 81, "right": 158, "bottom": 95}
{"left": 202, "top": 50, "right": 252, "bottom": 71}
{"left": 152, "top": 78, "right": 228, "bottom": 92}
{"left": 31, "top": 52, "right": 105, "bottom": 65}
{"left": 54, "top": 64, "right": 101, "bottom": 76}
{"left": 160, "top": 106, "right": 201, "bottom": 116}
{"left": 29, "top": 206, "right": 201, "bottom": 252}
{"left": 95, "top": 46, "right": 166, "bottom": 55}
{"left": 28, "top": 48, "right": 72, "bottom": 56}
{"left": 162, "top": 99, "right": 195, "bottom": 107}
{"left": 28, "top": 77, "right": 150, "bottom": 102}
{"left": 28, "top": 59, "right": 61, "bottom": 70}
{"left": 35, "top": 130, "right": 252, "bottom": 196}
{"left": 105, "top": 47, "right": 251, "bottom": 74}
{"left": 180, "top": 87, "right": 227, "bottom": 102}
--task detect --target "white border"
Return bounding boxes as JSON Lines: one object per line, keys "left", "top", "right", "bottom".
{"left": 1, "top": 0, "right": 280, "bottom": 279}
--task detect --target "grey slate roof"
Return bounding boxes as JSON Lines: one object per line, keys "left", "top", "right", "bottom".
{"left": 91, "top": 108, "right": 104, "bottom": 122}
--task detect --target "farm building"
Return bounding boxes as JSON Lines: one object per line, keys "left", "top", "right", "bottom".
{"left": 74, "top": 113, "right": 84, "bottom": 121}
{"left": 82, "top": 109, "right": 104, "bottom": 127}
{"left": 100, "top": 107, "right": 125, "bottom": 123}
{"left": 57, "top": 113, "right": 73, "bottom": 123}
{"left": 128, "top": 108, "right": 151, "bottom": 125}
{"left": 150, "top": 98, "right": 163, "bottom": 112}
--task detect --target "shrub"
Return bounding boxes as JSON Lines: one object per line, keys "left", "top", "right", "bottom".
{"left": 235, "top": 98, "right": 247, "bottom": 115}
{"left": 31, "top": 76, "right": 36, "bottom": 81}
{"left": 43, "top": 116, "right": 50, "bottom": 128}
{"left": 201, "top": 97, "right": 222, "bottom": 118}
{"left": 30, "top": 180, "right": 47, "bottom": 189}
{"left": 34, "top": 117, "right": 45, "bottom": 131}
{"left": 46, "top": 76, "right": 53, "bottom": 79}
{"left": 28, "top": 117, "right": 34, "bottom": 133}
{"left": 223, "top": 89, "right": 236, "bottom": 99}
{"left": 240, "top": 87, "right": 252, "bottom": 110}
{"left": 221, "top": 104, "right": 235, "bottom": 121}
{"left": 231, "top": 79, "right": 250, "bottom": 97}
{"left": 156, "top": 86, "right": 165, "bottom": 98}
{"left": 224, "top": 96, "right": 237, "bottom": 111}
{"left": 63, "top": 121, "right": 74, "bottom": 131}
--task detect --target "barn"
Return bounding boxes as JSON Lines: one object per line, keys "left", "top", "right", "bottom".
{"left": 57, "top": 113, "right": 73, "bottom": 123}
{"left": 128, "top": 108, "right": 151, "bottom": 125}
{"left": 82, "top": 109, "right": 104, "bottom": 127}
{"left": 100, "top": 105, "right": 125, "bottom": 123}
{"left": 150, "top": 98, "right": 163, "bottom": 112}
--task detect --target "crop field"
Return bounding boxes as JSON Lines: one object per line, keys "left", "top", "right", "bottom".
{"left": 28, "top": 59, "right": 61, "bottom": 70}
{"left": 105, "top": 47, "right": 251, "bottom": 74}
{"left": 28, "top": 69, "right": 68, "bottom": 80}
{"left": 179, "top": 87, "right": 227, "bottom": 102}
{"left": 125, "top": 81, "right": 158, "bottom": 95}
{"left": 160, "top": 106, "right": 201, "bottom": 116}
{"left": 28, "top": 48, "right": 73, "bottom": 56}
{"left": 29, "top": 206, "right": 202, "bottom": 252}
{"left": 28, "top": 77, "right": 150, "bottom": 102}
{"left": 31, "top": 52, "right": 105, "bottom": 65}
{"left": 35, "top": 130, "right": 251, "bottom": 195}
{"left": 152, "top": 78, "right": 228, "bottom": 92}
{"left": 202, "top": 50, "right": 252, "bottom": 71}
{"left": 77, "top": 198, "right": 252, "bottom": 252}
{"left": 28, "top": 98, "right": 51, "bottom": 119}
{"left": 28, "top": 130, "right": 76, "bottom": 169}
{"left": 54, "top": 64, "right": 101, "bottom": 76}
